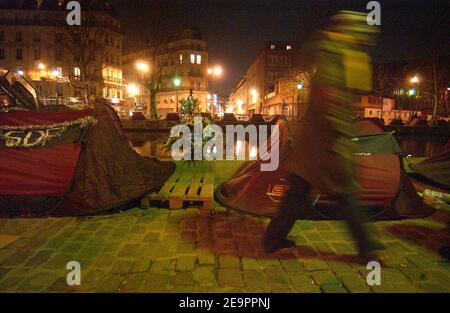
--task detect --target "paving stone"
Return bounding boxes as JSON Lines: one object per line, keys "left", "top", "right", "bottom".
{"left": 243, "top": 269, "right": 268, "bottom": 291}
{"left": 193, "top": 267, "right": 216, "bottom": 285}
{"left": 176, "top": 256, "right": 196, "bottom": 271}
{"left": 197, "top": 251, "right": 216, "bottom": 265}
{"left": 320, "top": 283, "right": 348, "bottom": 293}
{"left": 337, "top": 272, "right": 372, "bottom": 293}
{"left": 264, "top": 267, "right": 291, "bottom": 289}
{"left": 311, "top": 271, "right": 342, "bottom": 286}
{"left": 143, "top": 231, "right": 160, "bottom": 242}
{"left": 144, "top": 271, "right": 170, "bottom": 292}
{"left": 131, "top": 259, "right": 152, "bottom": 273}
{"left": 120, "top": 273, "right": 146, "bottom": 291}
{"left": 96, "top": 274, "right": 124, "bottom": 292}
{"left": 280, "top": 259, "right": 306, "bottom": 274}
{"left": 110, "top": 260, "right": 134, "bottom": 275}
{"left": 241, "top": 257, "right": 260, "bottom": 270}
{"left": 302, "top": 259, "right": 329, "bottom": 272}
{"left": 117, "top": 243, "right": 141, "bottom": 258}
{"left": 44, "top": 254, "right": 73, "bottom": 270}
{"left": 26, "top": 250, "right": 54, "bottom": 267}
{"left": 218, "top": 255, "right": 241, "bottom": 269}
{"left": 289, "top": 274, "right": 320, "bottom": 292}
{"left": 217, "top": 269, "right": 244, "bottom": 288}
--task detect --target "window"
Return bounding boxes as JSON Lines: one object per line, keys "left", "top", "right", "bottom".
{"left": 190, "top": 54, "right": 195, "bottom": 64}
{"left": 17, "top": 67, "right": 24, "bottom": 75}
{"left": 54, "top": 33, "right": 62, "bottom": 43}
{"left": 190, "top": 81, "right": 194, "bottom": 89}
{"left": 55, "top": 48, "right": 62, "bottom": 60}
{"left": 179, "top": 54, "right": 183, "bottom": 64}
{"left": 16, "top": 49, "right": 22, "bottom": 60}
{"left": 34, "top": 48, "right": 40, "bottom": 60}
{"left": 55, "top": 67, "right": 62, "bottom": 75}
{"left": 56, "top": 84, "right": 63, "bottom": 97}
{"left": 0, "top": 48, "right": 4, "bottom": 59}
{"left": 74, "top": 67, "right": 81, "bottom": 79}
{"left": 15, "top": 31, "right": 22, "bottom": 42}
{"left": 197, "top": 81, "right": 201, "bottom": 90}
{"left": 286, "top": 45, "right": 292, "bottom": 50}
{"left": 90, "top": 86, "right": 96, "bottom": 95}
{"left": 196, "top": 54, "right": 201, "bottom": 64}
{"left": 270, "top": 44, "right": 275, "bottom": 50}
{"left": 33, "top": 32, "right": 40, "bottom": 42}
{"left": 0, "top": 31, "right": 4, "bottom": 41}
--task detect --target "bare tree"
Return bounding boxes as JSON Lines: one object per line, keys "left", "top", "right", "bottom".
{"left": 60, "top": 21, "right": 109, "bottom": 102}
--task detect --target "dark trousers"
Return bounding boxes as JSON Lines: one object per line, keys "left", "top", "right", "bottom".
{"left": 263, "top": 174, "right": 375, "bottom": 254}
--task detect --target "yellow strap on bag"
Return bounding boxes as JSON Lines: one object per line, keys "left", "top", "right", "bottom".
{"left": 343, "top": 49, "right": 372, "bottom": 91}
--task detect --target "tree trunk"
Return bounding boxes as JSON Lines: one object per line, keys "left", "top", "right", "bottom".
{"left": 432, "top": 62, "right": 439, "bottom": 120}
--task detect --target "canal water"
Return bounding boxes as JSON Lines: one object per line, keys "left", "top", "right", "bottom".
{"left": 126, "top": 131, "right": 449, "bottom": 159}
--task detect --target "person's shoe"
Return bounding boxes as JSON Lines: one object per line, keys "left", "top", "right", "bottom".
{"left": 264, "top": 239, "right": 296, "bottom": 253}
{"left": 358, "top": 241, "right": 387, "bottom": 264}
{"left": 439, "top": 246, "right": 450, "bottom": 261}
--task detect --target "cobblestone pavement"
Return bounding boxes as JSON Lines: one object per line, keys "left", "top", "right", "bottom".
{"left": 0, "top": 197, "right": 449, "bottom": 293}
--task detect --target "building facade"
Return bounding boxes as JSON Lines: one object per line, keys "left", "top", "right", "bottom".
{"left": 229, "top": 41, "right": 295, "bottom": 115}
{"left": 122, "top": 27, "right": 209, "bottom": 118}
{"left": 0, "top": 0, "right": 124, "bottom": 102}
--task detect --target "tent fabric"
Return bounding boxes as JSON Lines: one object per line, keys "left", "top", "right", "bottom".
{"left": 0, "top": 144, "right": 80, "bottom": 196}
{"left": 215, "top": 119, "right": 434, "bottom": 220}
{"left": 409, "top": 139, "right": 450, "bottom": 188}
{"left": 0, "top": 102, "right": 175, "bottom": 216}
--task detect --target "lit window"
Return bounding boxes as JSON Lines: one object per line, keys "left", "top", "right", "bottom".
{"left": 179, "top": 54, "right": 183, "bottom": 64}
{"left": 74, "top": 67, "right": 81, "bottom": 79}
{"left": 190, "top": 54, "right": 195, "bottom": 64}
{"left": 286, "top": 45, "right": 292, "bottom": 50}
{"left": 270, "top": 44, "right": 275, "bottom": 50}
{"left": 196, "top": 54, "right": 201, "bottom": 64}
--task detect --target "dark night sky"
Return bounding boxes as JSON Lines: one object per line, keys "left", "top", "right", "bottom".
{"left": 110, "top": 0, "right": 449, "bottom": 96}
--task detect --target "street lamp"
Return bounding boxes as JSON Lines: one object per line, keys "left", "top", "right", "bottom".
{"left": 173, "top": 76, "right": 182, "bottom": 112}
{"left": 296, "top": 81, "right": 303, "bottom": 118}
{"left": 135, "top": 61, "right": 149, "bottom": 73}
{"left": 208, "top": 65, "right": 222, "bottom": 116}
{"left": 127, "top": 83, "right": 139, "bottom": 97}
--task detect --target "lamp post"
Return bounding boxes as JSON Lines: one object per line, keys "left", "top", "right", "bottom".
{"left": 208, "top": 65, "right": 222, "bottom": 116}
{"left": 135, "top": 61, "right": 150, "bottom": 115}
{"left": 173, "top": 76, "right": 182, "bottom": 112}
{"left": 296, "top": 81, "right": 303, "bottom": 118}
{"left": 408, "top": 74, "right": 420, "bottom": 123}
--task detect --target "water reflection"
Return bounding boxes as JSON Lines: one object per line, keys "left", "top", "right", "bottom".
{"left": 127, "top": 131, "right": 448, "bottom": 159}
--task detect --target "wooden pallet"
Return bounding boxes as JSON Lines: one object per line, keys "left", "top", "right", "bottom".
{"left": 141, "top": 172, "right": 215, "bottom": 210}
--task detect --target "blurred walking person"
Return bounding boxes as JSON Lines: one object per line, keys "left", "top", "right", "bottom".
{"left": 263, "top": 11, "right": 383, "bottom": 259}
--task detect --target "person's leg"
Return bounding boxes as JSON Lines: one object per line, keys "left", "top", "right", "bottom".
{"left": 263, "top": 175, "right": 311, "bottom": 253}
{"left": 336, "top": 194, "right": 383, "bottom": 256}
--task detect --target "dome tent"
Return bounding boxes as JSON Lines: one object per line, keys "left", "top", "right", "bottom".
{"left": 0, "top": 102, "right": 175, "bottom": 216}
{"left": 215, "top": 118, "right": 434, "bottom": 220}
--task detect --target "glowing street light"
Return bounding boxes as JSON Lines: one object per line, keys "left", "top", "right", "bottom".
{"left": 37, "top": 63, "right": 46, "bottom": 70}
{"left": 297, "top": 82, "right": 303, "bottom": 90}
{"left": 410, "top": 75, "right": 420, "bottom": 84}
{"left": 207, "top": 65, "right": 223, "bottom": 116}
{"left": 127, "top": 83, "right": 139, "bottom": 97}
{"left": 135, "top": 61, "right": 149, "bottom": 73}
{"left": 250, "top": 88, "right": 257, "bottom": 97}
{"left": 173, "top": 77, "right": 182, "bottom": 87}
{"left": 407, "top": 88, "right": 416, "bottom": 97}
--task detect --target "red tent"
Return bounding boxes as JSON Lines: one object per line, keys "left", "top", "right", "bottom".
{"left": 0, "top": 103, "right": 175, "bottom": 216}
{"left": 215, "top": 119, "right": 434, "bottom": 220}
{"left": 409, "top": 139, "right": 450, "bottom": 189}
